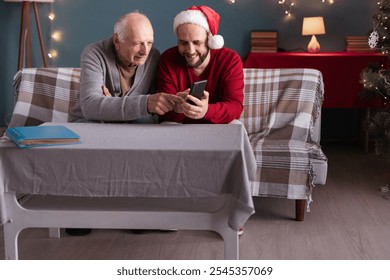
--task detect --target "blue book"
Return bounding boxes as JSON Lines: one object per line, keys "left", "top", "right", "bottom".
{"left": 5, "top": 125, "right": 81, "bottom": 148}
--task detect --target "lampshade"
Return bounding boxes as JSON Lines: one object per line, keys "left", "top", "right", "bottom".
{"left": 302, "top": 17, "right": 325, "bottom": 53}
{"left": 302, "top": 17, "right": 326, "bottom": 36}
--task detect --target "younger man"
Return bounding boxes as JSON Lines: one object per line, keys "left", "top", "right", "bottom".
{"left": 157, "top": 5, "right": 244, "bottom": 124}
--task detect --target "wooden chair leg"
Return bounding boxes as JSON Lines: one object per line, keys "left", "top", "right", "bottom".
{"left": 295, "top": 199, "right": 306, "bottom": 221}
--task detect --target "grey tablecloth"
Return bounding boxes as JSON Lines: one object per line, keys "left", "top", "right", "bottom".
{"left": 0, "top": 122, "right": 256, "bottom": 230}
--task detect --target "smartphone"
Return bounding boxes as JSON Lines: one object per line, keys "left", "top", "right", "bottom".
{"left": 187, "top": 80, "right": 207, "bottom": 104}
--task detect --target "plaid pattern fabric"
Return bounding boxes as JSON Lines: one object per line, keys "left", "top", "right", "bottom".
{"left": 240, "top": 68, "right": 326, "bottom": 205}
{"left": 7, "top": 68, "right": 81, "bottom": 128}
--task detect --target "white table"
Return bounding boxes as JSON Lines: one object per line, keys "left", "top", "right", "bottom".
{"left": 0, "top": 122, "right": 256, "bottom": 259}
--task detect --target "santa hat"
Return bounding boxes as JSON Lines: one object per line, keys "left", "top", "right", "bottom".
{"left": 173, "top": 5, "right": 224, "bottom": 49}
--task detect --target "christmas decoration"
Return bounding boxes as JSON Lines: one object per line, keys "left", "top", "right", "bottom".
{"left": 277, "top": 1, "right": 334, "bottom": 17}
{"left": 368, "top": 110, "right": 390, "bottom": 160}
{"left": 173, "top": 6, "right": 224, "bottom": 49}
{"left": 361, "top": 0, "right": 390, "bottom": 160}
{"left": 368, "top": 30, "right": 379, "bottom": 49}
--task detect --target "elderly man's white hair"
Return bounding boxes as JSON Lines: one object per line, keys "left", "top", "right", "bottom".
{"left": 114, "top": 10, "right": 149, "bottom": 42}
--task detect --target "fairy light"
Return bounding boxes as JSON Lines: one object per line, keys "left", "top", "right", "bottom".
{"left": 48, "top": 12, "right": 55, "bottom": 21}
{"left": 48, "top": 50, "right": 58, "bottom": 59}
{"left": 278, "top": 1, "right": 333, "bottom": 16}
{"left": 51, "top": 31, "right": 62, "bottom": 41}
{"left": 47, "top": 3, "right": 58, "bottom": 61}
{"left": 278, "top": 0, "right": 294, "bottom": 17}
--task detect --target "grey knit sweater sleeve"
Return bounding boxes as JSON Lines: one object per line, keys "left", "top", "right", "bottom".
{"left": 70, "top": 38, "right": 160, "bottom": 123}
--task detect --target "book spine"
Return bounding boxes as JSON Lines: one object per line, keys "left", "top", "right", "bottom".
{"left": 6, "top": 128, "right": 25, "bottom": 147}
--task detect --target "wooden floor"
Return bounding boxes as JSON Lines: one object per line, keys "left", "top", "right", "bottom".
{"left": 1, "top": 141, "right": 390, "bottom": 260}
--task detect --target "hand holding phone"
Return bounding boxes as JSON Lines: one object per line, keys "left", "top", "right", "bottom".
{"left": 187, "top": 80, "right": 207, "bottom": 104}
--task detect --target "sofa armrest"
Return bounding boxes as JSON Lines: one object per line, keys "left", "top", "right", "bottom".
{"left": 7, "top": 68, "right": 81, "bottom": 128}
{"left": 240, "top": 68, "right": 324, "bottom": 143}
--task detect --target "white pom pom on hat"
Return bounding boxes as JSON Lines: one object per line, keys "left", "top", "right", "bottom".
{"left": 173, "top": 5, "right": 224, "bottom": 49}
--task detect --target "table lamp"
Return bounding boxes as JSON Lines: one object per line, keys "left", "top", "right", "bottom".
{"left": 302, "top": 16, "right": 326, "bottom": 53}
{"left": 4, "top": 0, "right": 54, "bottom": 69}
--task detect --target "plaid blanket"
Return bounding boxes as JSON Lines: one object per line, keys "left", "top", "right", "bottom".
{"left": 240, "top": 68, "right": 327, "bottom": 207}
{"left": 7, "top": 68, "right": 80, "bottom": 128}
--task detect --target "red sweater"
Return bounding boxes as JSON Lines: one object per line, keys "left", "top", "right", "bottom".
{"left": 157, "top": 47, "right": 244, "bottom": 124}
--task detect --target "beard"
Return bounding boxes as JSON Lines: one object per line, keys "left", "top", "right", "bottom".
{"left": 184, "top": 49, "right": 209, "bottom": 68}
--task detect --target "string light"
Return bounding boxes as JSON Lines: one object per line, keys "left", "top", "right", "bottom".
{"left": 47, "top": 3, "right": 58, "bottom": 61}
{"left": 48, "top": 12, "right": 55, "bottom": 21}
{"left": 48, "top": 50, "right": 58, "bottom": 59}
{"left": 278, "top": 0, "right": 295, "bottom": 17}
{"left": 278, "top": 0, "right": 334, "bottom": 16}
{"left": 51, "top": 31, "right": 62, "bottom": 41}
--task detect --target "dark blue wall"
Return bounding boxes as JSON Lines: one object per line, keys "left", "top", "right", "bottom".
{"left": 0, "top": 0, "right": 378, "bottom": 126}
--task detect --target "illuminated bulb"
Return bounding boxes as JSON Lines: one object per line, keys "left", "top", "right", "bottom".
{"left": 51, "top": 31, "right": 62, "bottom": 41}
{"left": 48, "top": 50, "right": 58, "bottom": 59}
{"left": 48, "top": 12, "right": 55, "bottom": 20}
{"left": 228, "top": 0, "right": 235, "bottom": 3}
{"left": 278, "top": 0, "right": 294, "bottom": 16}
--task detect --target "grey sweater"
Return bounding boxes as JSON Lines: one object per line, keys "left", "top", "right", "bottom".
{"left": 70, "top": 38, "right": 160, "bottom": 123}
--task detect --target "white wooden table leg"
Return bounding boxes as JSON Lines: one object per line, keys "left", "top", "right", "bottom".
{"left": 220, "top": 227, "right": 239, "bottom": 260}
{"left": 48, "top": 228, "right": 61, "bottom": 238}
{"left": 3, "top": 219, "right": 21, "bottom": 260}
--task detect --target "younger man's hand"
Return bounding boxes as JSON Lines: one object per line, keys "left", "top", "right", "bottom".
{"left": 182, "top": 91, "right": 209, "bottom": 119}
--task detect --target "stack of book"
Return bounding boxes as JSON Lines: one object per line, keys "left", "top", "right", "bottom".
{"left": 345, "top": 36, "right": 372, "bottom": 52}
{"left": 250, "top": 30, "right": 278, "bottom": 53}
{"left": 5, "top": 125, "right": 81, "bottom": 148}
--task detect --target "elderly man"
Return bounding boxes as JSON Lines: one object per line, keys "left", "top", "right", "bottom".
{"left": 157, "top": 5, "right": 244, "bottom": 124}
{"left": 71, "top": 12, "right": 181, "bottom": 123}
{"left": 68, "top": 12, "right": 181, "bottom": 236}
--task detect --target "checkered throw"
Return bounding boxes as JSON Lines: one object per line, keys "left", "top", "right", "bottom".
{"left": 7, "top": 68, "right": 81, "bottom": 128}
{"left": 240, "top": 68, "right": 326, "bottom": 206}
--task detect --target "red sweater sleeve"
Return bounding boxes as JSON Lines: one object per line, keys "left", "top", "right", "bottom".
{"left": 203, "top": 50, "right": 244, "bottom": 124}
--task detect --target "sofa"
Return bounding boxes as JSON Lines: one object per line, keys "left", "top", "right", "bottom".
{"left": 6, "top": 67, "right": 327, "bottom": 221}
